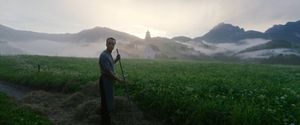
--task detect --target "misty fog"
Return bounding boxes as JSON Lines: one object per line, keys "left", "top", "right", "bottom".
{"left": 175, "top": 38, "right": 270, "bottom": 56}
{"left": 4, "top": 40, "right": 107, "bottom": 57}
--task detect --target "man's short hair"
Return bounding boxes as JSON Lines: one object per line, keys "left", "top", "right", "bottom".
{"left": 106, "top": 37, "right": 116, "bottom": 44}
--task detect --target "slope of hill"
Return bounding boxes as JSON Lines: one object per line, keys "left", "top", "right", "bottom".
{"left": 0, "top": 24, "right": 70, "bottom": 42}
{"left": 265, "top": 20, "right": 300, "bottom": 42}
{"left": 171, "top": 36, "right": 192, "bottom": 42}
{"left": 0, "top": 24, "right": 141, "bottom": 43}
{"left": 71, "top": 27, "right": 141, "bottom": 43}
{"left": 193, "top": 23, "right": 266, "bottom": 43}
{"left": 193, "top": 20, "right": 300, "bottom": 44}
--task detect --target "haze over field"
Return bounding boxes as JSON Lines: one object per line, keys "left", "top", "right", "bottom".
{"left": 1, "top": 0, "right": 300, "bottom": 64}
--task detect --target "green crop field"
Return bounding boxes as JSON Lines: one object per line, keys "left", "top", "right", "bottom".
{"left": 1, "top": 55, "right": 300, "bottom": 125}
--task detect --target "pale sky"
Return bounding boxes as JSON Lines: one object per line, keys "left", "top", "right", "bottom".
{"left": 0, "top": 0, "right": 300, "bottom": 38}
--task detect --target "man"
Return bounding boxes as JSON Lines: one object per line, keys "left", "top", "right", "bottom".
{"left": 99, "top": 37, "right": 124, "bottom": 125}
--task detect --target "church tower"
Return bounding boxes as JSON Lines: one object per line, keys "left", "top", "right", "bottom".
{"left": 145, "top": 30, "right": 151, "bottom": 40}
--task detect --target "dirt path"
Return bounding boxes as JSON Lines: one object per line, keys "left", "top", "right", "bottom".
{"left": 0, "top": 81, "right": 163, "bottom": 125}
{"left": 0, "top": 81, "right": 31, "bottom": 99}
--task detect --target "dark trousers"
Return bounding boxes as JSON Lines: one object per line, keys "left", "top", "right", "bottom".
{"left": 99, "top": 75, "right": 112, "bottom": 125}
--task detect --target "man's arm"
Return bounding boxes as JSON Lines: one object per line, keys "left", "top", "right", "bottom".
{"left": 101, "top": 64, "right": 122, "bottom": 82}
{"left": 104, "top": 70, "right": 123, "bottom": 83}
{"left": 100, "top": 53, "right": 123, "bottom": 82}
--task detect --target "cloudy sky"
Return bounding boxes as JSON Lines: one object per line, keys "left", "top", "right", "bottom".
{"left": 0, "top": 0, "right": 300, "bottom": 38}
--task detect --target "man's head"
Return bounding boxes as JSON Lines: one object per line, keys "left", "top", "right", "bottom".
{"left": 106, "top": 37, "right": 116, "bottom": 53}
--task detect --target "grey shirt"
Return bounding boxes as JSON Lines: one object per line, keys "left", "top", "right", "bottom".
{"left": 99, "top": 50, "right": 115, "bottom": 76}
{"left": 99, "top": 50, "right": 115, "bottom": 112}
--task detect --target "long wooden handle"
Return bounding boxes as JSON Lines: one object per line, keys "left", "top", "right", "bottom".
{"left": 116, "top": 49, "right": 125, "bottom": 80}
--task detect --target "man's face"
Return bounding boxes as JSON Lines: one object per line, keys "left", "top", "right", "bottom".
{"left": 106, "top": 39, "right": 116, "bottom": 52}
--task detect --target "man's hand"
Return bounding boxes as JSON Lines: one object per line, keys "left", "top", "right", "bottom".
{"left": 114, "top": 54, "right": 121, "bottom": 63}
{"left": 116, "top": 77, "right": 126, "bottom": 83}
{"left": 116, "top": 54, "right": 121, "bottom": 61}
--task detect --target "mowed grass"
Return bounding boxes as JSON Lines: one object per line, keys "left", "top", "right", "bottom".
{"left": 1, "top": 55, "right": 300, "bottom": 125}
{"left": 0, "top": 92, "right": 53, "bottom": 125}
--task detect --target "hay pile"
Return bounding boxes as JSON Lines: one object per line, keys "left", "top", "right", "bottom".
{"left": 19, "top": 82, "right": 162, "bottom": 125}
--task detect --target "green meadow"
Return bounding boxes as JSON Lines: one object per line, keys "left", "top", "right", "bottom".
{"left": 1, "top": 55, "right": 300, "bottom": 125}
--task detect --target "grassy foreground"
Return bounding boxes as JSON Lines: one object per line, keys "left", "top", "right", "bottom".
{"left": 0, "top": 92, "right": 53, "bottom": 125}
{"left": 1, "top": 55, "right": 300, "bottom": 125}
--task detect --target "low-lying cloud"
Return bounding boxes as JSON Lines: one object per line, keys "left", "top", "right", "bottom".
{"left": 175, "top": 38, "right": 270, "bottom": 56}
{"left": 6, "top": 40, "right": 106, "bottom": 57}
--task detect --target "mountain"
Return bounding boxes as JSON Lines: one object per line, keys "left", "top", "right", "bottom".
{"left": 193, "top": 20, "right": 300, "bottom": 44}
{"left": 0, "top": 24, "right": 143, "bottom": 57}
{"left": 193, "top": 23, "right": 266, "bottom": 43}
{"left": 171, "top": 36, "right": 192, "bottom": 42}
{"left": 0, "top": 24, "right": 69, "bottom": 42}
{"left": 0, "top": 24, "right": 141, "bottom": 43}
{"left": 0, "top": 24, "right": 204, "bottom": 59}
{"left": 265, "top": 20, "right": 300, "bottom": 42}
{"left": 70, "top": 27, "right": 141, "bottom": 43}
{"left": 1, "top": 20, "right": 300, "bottom": 62}
{"left": 188, "top": 20, "right": 300, "bottom": 62}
